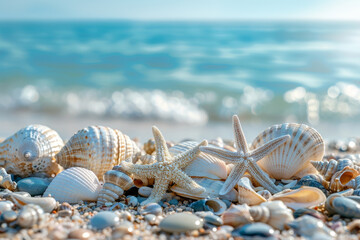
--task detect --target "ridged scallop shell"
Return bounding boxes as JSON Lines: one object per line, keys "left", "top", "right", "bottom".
{"left": 43, "top": 167, "right": 101, "bottom": 203}
{"left": 97, "top": 169, "right": 134, "bottom": 206}
{"left": 0, "top": 125, "right": 64, "bottom": 177}
{"left": 329, "top": 166, "right": 359, "bottom": 192}
{"left": 169, "top": 141, "right": 227, "bottom": 180}
{"left": 312, "top": 159, "right": 360, "bottom": 181}
{"left": 170, "top": 178, "right": 238, "bottom": 202}
{"left": 251, "top": 123, "right": 324, "bottom": 180}
{"left": 56, "top": 126, "right": 140, "bottom": 178}
{"left": 269, "top": 186, "right": 326, "bottom": 210}
{"left": 237, "top": 177, "right": 266, "bottom": 205}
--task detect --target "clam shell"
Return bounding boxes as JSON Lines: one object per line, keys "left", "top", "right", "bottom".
{"left": 0, "top": 125, "right": 64, "bottom": 177}
{"left": 251, "top": 123, "right": 324, "bottom": 180}
{"left": 43, "top": 167, "right": 101, "bottom": 204}
{"left": 269, "top": 186, "right": 326, "bottom": 210}
{"left": 169, "top": 141, "right": 227, "bottom": 180}
{"left": 237, "top": 177, "right": 266, "bottom": 206}
{"left": 170, "top": 178, "right": 238, "bottom": 202}
{"left": 56, "top": 126, "right": 140, "bottom": 178}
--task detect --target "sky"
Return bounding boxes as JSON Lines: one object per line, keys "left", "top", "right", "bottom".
{"left": 0, "top": 0, "right": 360, "bottom": 21}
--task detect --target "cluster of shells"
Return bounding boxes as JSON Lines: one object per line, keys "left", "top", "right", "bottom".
{"left": 1, "top": 121, "right": 360, "bottom": 238}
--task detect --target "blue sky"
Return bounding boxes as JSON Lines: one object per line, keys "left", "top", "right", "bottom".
{"left": 0, "top": 0, "right": 360, "bottom": 21}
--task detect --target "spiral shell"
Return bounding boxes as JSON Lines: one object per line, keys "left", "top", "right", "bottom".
{"left": 329, "top": 166, "right": 359, "bottom": 192}
{"left": 260, "top": 201, "right": 294, "bottom": 230}
{"left": 0, "top": 167, "right": 17, "bottom": 191}
{"left": 97, "top": 169, "right": 134, "bottom": 206}
{"left": 222, "top": 204, "right": 253, "bottom": 227}
{"left": 56, "top": 126, "right": 140, "bottom": 178}
{"left": 17, "top": 204, "right": 45, "bottom": 228}
{"left": 249, "top": 205, "right": 270, "bottom": 222}
{"left": 0, "top": 125, "right": 64, "bottom": 177}
{"left": 312, "top": 159, "right": 360, "bottom": 181}
{"left": 251, "top": 123, "right": 324, "bottom": 180}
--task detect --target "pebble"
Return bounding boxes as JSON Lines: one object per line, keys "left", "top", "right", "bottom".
{"left": 89, "top": 211, "right": 120, "bottom": 230}
{"left": 168, "top": 199, "right": 179, "bottom": 206}
{"left": 112, "top": 221, "right": 134, "bottom": 238}
{"left": 126, "top": 196, "right": 138, "bottom": 206}
{"left": 1, "top": 211, "right": 17, "bottom": 222}
{"left": 138, "top": 186, "right": 152, "bottom": 197}
{"left": 232, "top": 223, "right": 275, "bottom": 238}
{"left": 204, "top": 215, "right": 223, "bottom": 226}
{"left": 68, "top": 229, "right": 94, "bottom": 240}
{"left": 141, "top": 203, "right": 162, "bottom": 216}
{"left": 17, "top": 177, "right": 50, "bottom": 196}
{"left": 145, "top": 214, "right": 157, "bottom": 225}
{"left": 159, "top": 213, "right": 203, "bottom": 233}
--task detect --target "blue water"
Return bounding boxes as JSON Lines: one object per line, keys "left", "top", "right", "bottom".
{"left": 0, "top": 21, "right": 360, "bottom": 124}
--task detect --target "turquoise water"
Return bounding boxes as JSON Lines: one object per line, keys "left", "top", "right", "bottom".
{"left": 0, "top": 21, "right": 360, "bottom": 124}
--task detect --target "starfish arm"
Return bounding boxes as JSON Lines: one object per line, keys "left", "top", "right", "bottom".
{"left": 248, "top": 161, "right": 281, "bottom": 194}
{"left": 171, "top": 168, "right": 205, "bottom": 194}
{"left": 141, "top": 177, "right": 170, "bottom": 205}
{"left": 250, "top": 135, "right": 290, "bottom": 162}
{"left": 120, "top": 161, "right": 156, "bottom": 179}
{"left": 175, "top": 140, "right": 208, "bottom": 169}
{"left": 232, "top": 115, "right": 249, "bottom": 153}
{"left": 152, "top": 126, "right": 171, "bottom": 163}
{"left": 219, "top": 163, "right": 247, "bottom": 195}
{"left": 200, "top": 146, "right": 240, "bottom": 164}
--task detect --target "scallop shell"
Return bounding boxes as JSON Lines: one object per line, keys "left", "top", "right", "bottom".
{"left": 56, "top": 126, "right": 140, "bottom": 178}
{"left": 329, "top": 166, "right": 359, "bottom": 192}
{"left": 43, "top": 167, "right": 101, "bottom": 204}
{"left": 0, "top": 125, "right": 64, "bottom": 177}
{"left": 222, "top": 204, "right": 253, "bottom": 227}
{"left": 97, "top": 169, "right": 134, "bottom": 206}
{"left": 170, "top": 178, "right": 238, "bottom": 202}
{"left": 269, "top": 186, "right": 326, "bottom": 210}
{"left": 237, "top": 177, "right": 266, "bottom": 206}
{"left": 169, "top": 141, "right": 227, "bottom": 180}
{"left": 251, "top": 123, "right": 324, "bottom": 180}
{"left": 312, "top": 159, "right": 360, "bottom": 181}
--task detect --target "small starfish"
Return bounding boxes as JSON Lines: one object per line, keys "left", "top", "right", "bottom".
{"left": 121, "top": 126, "right": 208, "bottom": 205}
{"left": 200, "top": 115, "right": 290, "bottom": 195}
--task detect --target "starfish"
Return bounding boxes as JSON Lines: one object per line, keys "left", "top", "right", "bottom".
{"left": 121, "top": 126, "right": 208, "bottom": 206}
{"left": 200, "top": 115, "right": 290, "bottom": 195}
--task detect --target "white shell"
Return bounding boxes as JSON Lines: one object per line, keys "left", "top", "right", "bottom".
{"left": 170, "top": 178, "right": 238, "bottom": 202}
{"left": 329, "top": 166, "right": 359, "bottom": 192}
{"left": 10, "top": 193, "right": 56, "bottom": 213}
{"left": 237, "top": 177, "right": 266, "bottom": 206}
{"left": 56, "top": 126, "right": 140, "bottom": 178}
{"left": 0, "top": 124, "right": 64, "bottom": 177}
{"left": 260, "top": 201, "right": 294, "bottom": 230}
{"left": 251, "top": 123, "right": 324, "bottom": 180}
{"left": 0, "top": 167, "right": 17, "bottom": 191}
{"left": 17, "top": 204, "right": 45, "bottom": 228}
{"left": 170, "top": 141, "right": 228, "bottom": 180}
{"left": 269, "top": 186, "right": 326, "bottom": 210}
{"left": 222, "top": 204, "right": 253, "bottom": 227}
{"left": 312, "top": 159, "right": 360, "bottom": 181}
{"left": 43, "top": 167, "right": 101, "bottom": 204}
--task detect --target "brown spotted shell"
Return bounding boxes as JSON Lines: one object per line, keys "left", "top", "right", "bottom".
{"left": 55, "top": 126, "right": 140, "bottom": 178}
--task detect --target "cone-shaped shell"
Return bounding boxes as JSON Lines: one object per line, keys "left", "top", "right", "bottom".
{"left": 269, "top": 186, "right": 326, "bottom": 210}
{"left": 251, "top": 123, "right": 324, "bottom": 180}
{"left": 238, "top": 177, "right": 267, "bottom": 206}
{"left": 43, "top": 167, "right": 101, "bottom": 203}
{"left": 169, "top": 141, "right": 227, "bottom": 180}
{"left": 0, "top": 125, "right": 64, "bottom": 177}
{"left": 55, "top": 126, "right": 140, "bottom": 178}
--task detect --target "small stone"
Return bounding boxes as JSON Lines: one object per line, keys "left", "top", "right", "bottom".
{"left": 1, "top": 211, "right": 17, "bottom": 222}
{"left": 232, "top": 223, "right": 275, "bottom": 238}
{"left": 145, "top": 214, "right": 156, "bottom": 225}
{"left": 112, "top": 221, "right": 134, "bottom": 238}
{"left": 204, "top": 215, "right": 223, "bottom": 226}
{"left": 0, "top": 201, "right": 13, "bottom": 213}
{"left": 168, "top": 199, "right": 179, "bottom": 206}
{"left": 90, "top": 211, "right": 120, "bottom": 230}
{"left": 17, "top": 177, "right": 50, "bottom": 196}
{"left": 126, "top": 196, "right": 138, "bottom": 206}
{"left": 68, "top": 229, "right": 94, "bottom": 240}
{"left": 159, "top": 213, "right": 203, "bottom": 233}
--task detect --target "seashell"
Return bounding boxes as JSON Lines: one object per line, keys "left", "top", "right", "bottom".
{"left": 190, "top": 198, "right": 227, "bottom": 215}
{"left": 269, "top": 186, "right": 326, "bottom": 210}
{"left": 140, "top": 203, "right": 162, "bottom": 216}
{"left": 58, "top": 202, "right": 74, "bottom": 217}
{"left": 171, "top": 178, "right": 238, "bottom": 202}
{"left": 0, "top": 201, "right": 14, "bottom": 213}
{"left": 249, "top": 205, "right": 270, "bottom": 223}
{"left": 10, "top": 193, "right": 56, "bottom": 213}
{"left": 143, "top": 139, "right": 156, "bottom": 155}
{"left": 251, "top": 123, "right": 324, "bottom": 180}
{"left": 329, "top": 195, "right": 360, "bottom": 218}
{"left": 0, "top": 167, "right": 16, "bottom": 191}
{"left": 288, "top": 215, "right": 336, "bottom": 238}
{"left": 329, "top": 166, "right": 359, "bottom": 192}
{"left": 260, "top": 201, "right": 294, "bottom": 230}
{"left": 0, "top": 124, "right": 64, "bottom": 177}
{"left": 237, "top": 177, "right": 266, "bottom": 206}
{"left": 97, "top": 170, "right": 134, "bottom": 206}
{"left": 311, "top": 159, "right": 360, "bottom": 181}
{"left": 221, "top": 204, "right": 253, "bottom": 227}
{"left": 55, "top": 126, "right": 140, "bottom": 178}
{"left": 325, "top": 189, "right": 355, "bottom": 216}
{"left": 138, "top": 186, "right": 153, "bottom": 197}
{"left": 17, "top": 204, "right": 45, "bottom": 228}
{"left": 43, "top": 167, "right": 101, "bottom": 204}
{"left": 295, "top": 174, "right": 328, "bottom": 195}
{"left": 169, "top": 141, "right": 227, "bottom": 180}
{"left": 293, "top": 208, "right": 326, "bottom": 221}
{"left": 346, "top": 175, "right": 360, "bottom": 189}
{"left": 126, "top": 196, "right": 138, "bottom": 206}
{"left": 257, "top": 190, "right": 272, "bottom": 200}
{"left": 281, "top": 180, "right": 297, "bottom": 190}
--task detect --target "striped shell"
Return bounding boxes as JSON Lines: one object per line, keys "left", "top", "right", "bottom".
{"left": 251, "top": 123, "right": 324, "bottom": 180}
{"left": 311, "top": 159, "right": 360, "bottom": 181}
{"left": 0, "top": 125, "right": 64, "bottom": 177}
{"left": 43, "top": 167, "right": 101, "bottom": 203}
{"left": 56, "top": 126, "right": 140, "bottom": 178}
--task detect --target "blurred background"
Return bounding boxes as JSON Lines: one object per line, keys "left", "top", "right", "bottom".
{"left": 0, "top": 0, "right": 359, "bottom": 142}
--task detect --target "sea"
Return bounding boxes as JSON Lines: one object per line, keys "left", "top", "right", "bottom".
{"left": 0, "top": 21, "right": 359, "bottom": 140}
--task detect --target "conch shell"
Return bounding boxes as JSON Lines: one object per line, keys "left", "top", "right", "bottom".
{"left": 251, "top": 123, "right": 324, "bottom": 180}
{"left": 311, "top": 158, "right": 360, "bottom": 181}
{"left": 329, "top": 166, "right": 359, "bottom": 192}
{"left": 55, "top": 126, "right": 140, "bottom": 178}
{"left": 0, "top": 125, "right": 64, "bottom": 177}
